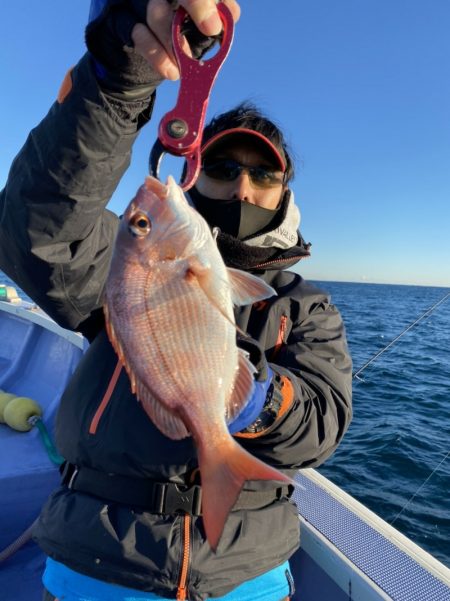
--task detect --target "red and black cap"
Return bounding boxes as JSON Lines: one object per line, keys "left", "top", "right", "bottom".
{"left": 201, "top": 127, "right": 287, "bottom": 173}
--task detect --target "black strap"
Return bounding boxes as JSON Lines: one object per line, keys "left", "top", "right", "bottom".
{"left": 60, "top": 462, "right": 292, "bottom": 516}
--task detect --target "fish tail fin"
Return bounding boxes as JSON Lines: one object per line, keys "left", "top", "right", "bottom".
{"left": 198, "top": 437, "right": 293, "bottom": 551}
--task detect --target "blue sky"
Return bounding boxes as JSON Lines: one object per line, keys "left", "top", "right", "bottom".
{"left": 1, "top": 1, "right": 449, "bottom": 286}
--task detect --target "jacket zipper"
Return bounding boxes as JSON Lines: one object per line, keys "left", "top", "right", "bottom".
{"left": 176, "top": 514, "right": 191, "bottom": 600}
{"left": 253, "top": 254, "right": 309, "bottom": 269}
{"left": 89, "top": 359, "right": 122, "bottom": 435}
{"left": 272, "top": 314, "right": 288, "bottom": 360}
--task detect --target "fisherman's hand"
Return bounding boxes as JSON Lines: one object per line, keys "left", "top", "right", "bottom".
{"left": 86, "top": 0, "right": 240, "bottom": 94}
{"left": 132, "top": 0, "right": 241, "bottom": 79}
{"left": 228, "top": 336, "right": 273, "bottom": 435}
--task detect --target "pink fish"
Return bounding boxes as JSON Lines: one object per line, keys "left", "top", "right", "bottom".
{"left": 103, "top": 176, "right": 293, "bottom": 550}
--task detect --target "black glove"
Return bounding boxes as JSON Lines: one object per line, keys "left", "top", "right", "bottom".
{"left": 86, "top": 0, "right": 161, "bottom": 96}
{"left": 85, "top": 0, "right": 219, "bottom": 96}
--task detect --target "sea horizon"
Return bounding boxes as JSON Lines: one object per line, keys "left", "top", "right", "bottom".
{"left": 2, "top": 269, "right": 450, "bottom": 294}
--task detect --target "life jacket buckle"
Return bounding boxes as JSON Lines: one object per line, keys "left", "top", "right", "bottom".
{"left": 155, "top": 482, "right": 203, "bottom": 516}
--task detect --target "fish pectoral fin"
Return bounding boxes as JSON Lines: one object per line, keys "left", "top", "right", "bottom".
{"left": 226, "top": 349, "right": 256, "bottom": 422}
{"left": 186, "top": 255, "right": 211, "bottom": 279}
{"left": 186, "top": 257, "right": 240, "bottom": 331}
{"left": 227, "top": 267, "right": 277, "bottom": 307}
{"left": 136, "top": 381, "right": 190, "bottom": 440}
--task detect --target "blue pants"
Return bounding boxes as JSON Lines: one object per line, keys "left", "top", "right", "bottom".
{"left": 42, "top": 557, "right": 293, "bottom": 601}
{"left": 42, "top": 591, "right": 289, "bottom": 601}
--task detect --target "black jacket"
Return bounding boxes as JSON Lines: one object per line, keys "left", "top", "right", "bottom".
{"left": 0, "top": 55, "right": 352, "bottom": 600}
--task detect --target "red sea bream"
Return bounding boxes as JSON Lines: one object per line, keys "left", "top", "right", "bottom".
{"left": 103, "top": 176, "right": 293, "bottom": 549}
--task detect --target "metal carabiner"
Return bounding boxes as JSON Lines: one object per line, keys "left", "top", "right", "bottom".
{"left": 149, "top": 3, "right": 234, "bottom": 191}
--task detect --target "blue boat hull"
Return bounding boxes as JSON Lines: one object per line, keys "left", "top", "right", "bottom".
{"left": 0, "top": 301, "right": 84, "bottom": 598}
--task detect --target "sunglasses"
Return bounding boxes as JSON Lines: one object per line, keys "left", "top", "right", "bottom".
{"left": 201, "top": 159, "right": 286, "bottom": 189}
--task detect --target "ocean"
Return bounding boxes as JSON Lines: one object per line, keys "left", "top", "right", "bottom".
{"left": 1, "top": 272, "right": 449, "bottom": 567}
{"left": 315, "top": 280, "right": 450, "bottom": 568}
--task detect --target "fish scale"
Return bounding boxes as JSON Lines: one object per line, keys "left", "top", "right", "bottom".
{"left": 143, "top": 275, "right": 234, "bottom": 410}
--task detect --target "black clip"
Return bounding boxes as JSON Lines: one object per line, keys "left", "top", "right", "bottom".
{"left": 154, "top": 482, "right": 203, "bottom": 515}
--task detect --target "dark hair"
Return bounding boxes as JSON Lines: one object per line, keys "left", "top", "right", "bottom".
{"left": 202, "top": 102, "right": 295, "bottom": 183}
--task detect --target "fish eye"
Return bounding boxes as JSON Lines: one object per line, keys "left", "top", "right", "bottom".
{"left": 128, "top": 212, "right": 151, "bottom": 237}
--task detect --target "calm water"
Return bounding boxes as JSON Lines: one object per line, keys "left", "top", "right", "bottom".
{"left": 1, "top": 272, "right": 449, "bottom": 566}
{"left": 314, "top": 280, "right": 450, "bottom": 568}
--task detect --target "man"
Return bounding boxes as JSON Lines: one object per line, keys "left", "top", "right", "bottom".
{"left": 0, "top": 1, "right": 352, "bottom": 599}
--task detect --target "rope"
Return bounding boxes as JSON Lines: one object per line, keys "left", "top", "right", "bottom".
{"left": 0, "top": 418, "right": 63, "bottom": 563}
{"left": 0, "top": 519, "right": 38, "bottom": 563}
{"left": 29, "top": 416, "right": 64, "bottom": 466}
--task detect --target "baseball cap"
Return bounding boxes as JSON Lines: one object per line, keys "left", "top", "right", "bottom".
{"left": 201, "top": 127, "right": 287, "bottom": 172}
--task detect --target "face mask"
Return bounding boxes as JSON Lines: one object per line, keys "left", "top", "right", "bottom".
{"left": 188, "top": 187, "right": 282, "bottom": 240}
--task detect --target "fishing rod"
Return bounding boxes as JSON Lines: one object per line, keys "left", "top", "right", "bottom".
{"left": 352, "top": 290, "right": 450, "bottom": 380}
{"left": 351, "top": 289, "right": 450, "bottom": 526}
{"left": 389, "top": 449, "right": 450, "bottom": 526}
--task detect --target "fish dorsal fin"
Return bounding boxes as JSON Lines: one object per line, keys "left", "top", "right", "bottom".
{"left": 145, "top": 175, "right": 169, "bottom": 198}
{"left": 225, "top": 348, "right": 256, "bottom": 422}
{"left": 136, "top": 380, "right": 190, "bottom": 440}
{"left": 227, "top": 267, "right": 276, "bottom": 307}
